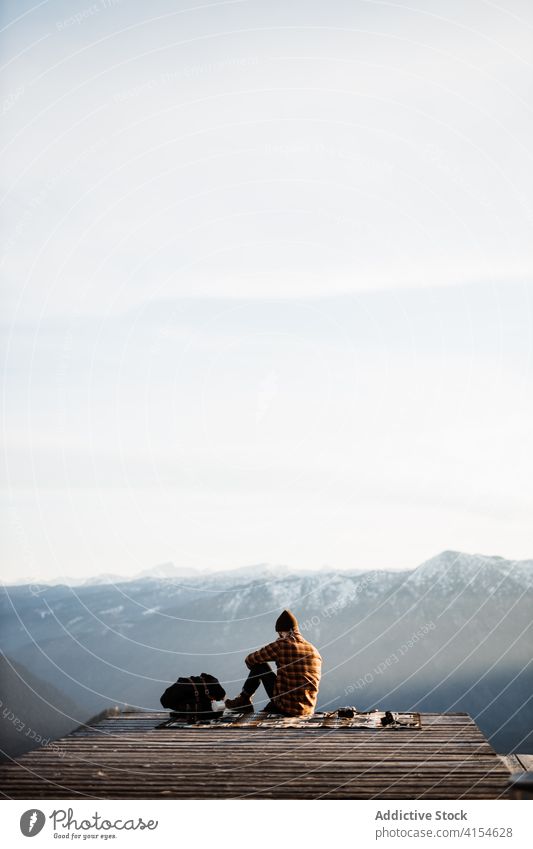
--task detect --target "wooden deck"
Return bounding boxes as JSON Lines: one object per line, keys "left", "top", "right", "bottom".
{"left": 0, "top": 710, "right": 513, "bottom": 800}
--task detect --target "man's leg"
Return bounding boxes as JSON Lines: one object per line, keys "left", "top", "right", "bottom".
{"left": 225, "top": 662, "right": 277, "bottom": 711}
{"left": 242, "top": 663, "right": 276, "bottom": 699}
{"left": 262, "top": 702, "right": 287, "bottom": 715}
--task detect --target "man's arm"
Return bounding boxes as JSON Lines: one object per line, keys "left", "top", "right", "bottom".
{"left": 245, "top": 640, "right": 279, "bottom": 668}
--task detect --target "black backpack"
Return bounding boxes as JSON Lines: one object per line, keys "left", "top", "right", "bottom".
{"left": 160, "top": 673, "right": 226, "bottom": 723}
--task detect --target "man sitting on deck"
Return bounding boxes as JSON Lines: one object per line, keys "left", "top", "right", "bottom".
{"left": 225, "top": 609, "right": 322, "bottom": 716}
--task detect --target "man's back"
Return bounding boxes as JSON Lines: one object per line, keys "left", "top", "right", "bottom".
{"left": 245, "top": 629, "right": 322, "bottom": 716}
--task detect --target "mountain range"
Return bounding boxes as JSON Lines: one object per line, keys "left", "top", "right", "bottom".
{"left": 2, "top": 561, "right": 294, "bottom": 588}
{"left": 1, "top": 550, "right": 531, "bottom": 760}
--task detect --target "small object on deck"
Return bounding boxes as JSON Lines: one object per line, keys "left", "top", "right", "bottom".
{"left": 337, "top": 706, "right": 358, "bottom": 718}
{"left": 154, "top": 709, "right": 421, "bottom": 729}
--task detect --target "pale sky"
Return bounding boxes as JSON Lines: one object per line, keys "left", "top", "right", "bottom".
{"left": 1, "top": 0, "right": 532, "bottom": 582}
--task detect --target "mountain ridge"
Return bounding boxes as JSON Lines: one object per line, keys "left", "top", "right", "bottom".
{"left": 3, "top": 548, "right": 531, "bottom": 590}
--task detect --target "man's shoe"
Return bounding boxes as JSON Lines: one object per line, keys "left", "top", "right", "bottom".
{"left": 225, "top": 693, "right": 254, "bottom": 712}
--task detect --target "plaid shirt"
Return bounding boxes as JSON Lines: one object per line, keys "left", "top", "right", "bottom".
{"left": 245, "top": 629, "right": 322, "bottom": 716}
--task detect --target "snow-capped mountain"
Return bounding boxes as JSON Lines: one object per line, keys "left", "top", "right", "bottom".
{"left": 405, "top": 550, "right": 533, "bottom": 592}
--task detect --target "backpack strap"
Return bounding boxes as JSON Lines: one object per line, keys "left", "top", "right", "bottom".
{"left": 199, "top": 673, "right": 211, "bottom": 701}
{"left": 185, "top": 676, "right": 200, "bottom": 703}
